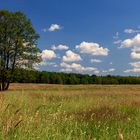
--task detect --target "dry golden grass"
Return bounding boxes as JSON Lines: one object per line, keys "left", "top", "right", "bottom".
{"left": 1, "top": 83, "right": 140, "bottom": 139}
{"left": 9, "top": 83, "right": 140, "bottom": 94}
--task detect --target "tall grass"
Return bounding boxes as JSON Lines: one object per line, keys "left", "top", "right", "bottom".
{"left": 0, "top": 84, "right": 140, "bottom": 139}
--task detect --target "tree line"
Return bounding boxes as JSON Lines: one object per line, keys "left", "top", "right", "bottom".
{"left": 12, "top": 69, "right": 140, "bottom": 84}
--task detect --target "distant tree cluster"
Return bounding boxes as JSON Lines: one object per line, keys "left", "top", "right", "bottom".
{"left": 12, "top": 69, "right": 140, "bottom": 84}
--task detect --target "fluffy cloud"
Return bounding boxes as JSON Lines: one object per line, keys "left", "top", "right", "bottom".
{"left": 129, "top": 61, "right": 140, "bottom": 68}
{"left": 121, "top": 39, "right": 133, "bottom": 48}
{"left": 91, "top": 59, "right": 102, "bottom": 63}
{"left": 120, "top": 34, "right": 140, "bottom": 59}
{"left": 60, "top": 62, "right": 97, "bottom": 72}
{"left": 121, "top": 34, "right": 140, "bottom": 48}
{"left": 124, "top": 68, "right": 140, "bottom": 73}
{"left": 124, "top": 28, "right": 140, "bottom": 34}
{"left": 62, "top": 50, "right": 82, "bottom": 62}
{"left": 131, "top": 52, "right": 140, "bottom": 59}
{"left": 124, "top": 61, "right": 140, "bottom": 73}
{"left": 41, "top": 49, "right": 57, "bottom": 59}
{"left": 76, "top": 41, "right": 109, "bottom": 56}
{"left": 48, "top": 24, "right": 61, "bottom": 32}
{"left": 34, "top": 50, "right": 57, "bottom": 69}
{"left": 132, "top": 46, "right": 140, "bottom": 52}
{"left": 51, "top": 44, "right": 69, "bottom": 50}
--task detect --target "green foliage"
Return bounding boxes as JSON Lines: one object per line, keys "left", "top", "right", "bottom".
{"left": 0, "top": 10, "right": 41, "bottom": 90}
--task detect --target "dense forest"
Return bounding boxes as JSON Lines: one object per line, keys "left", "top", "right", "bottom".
{"left": 12, "top": 69, "right": 140, "bottom": 84}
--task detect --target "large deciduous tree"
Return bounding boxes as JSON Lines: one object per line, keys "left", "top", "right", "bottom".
{"left": 0, "top": 10, "right": 41, "bottom": 91}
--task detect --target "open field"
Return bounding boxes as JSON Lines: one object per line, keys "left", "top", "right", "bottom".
{"left": 0, "top": 84, "right": 140, "bottom": 139}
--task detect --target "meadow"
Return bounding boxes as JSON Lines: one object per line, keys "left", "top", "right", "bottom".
{"left": 0, "top": 84, "right": 140, "bottom": 139}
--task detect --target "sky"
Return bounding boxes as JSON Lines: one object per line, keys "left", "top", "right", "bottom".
{"left": 1, "top": 0, "right": 140, "bottom": 75}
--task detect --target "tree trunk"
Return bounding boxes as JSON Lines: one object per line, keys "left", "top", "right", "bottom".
{"left": 0, "top": 74, "right": 10, "bottom": 91}
{"left": 1, "top": 81, "right": 10, "bottom": 91}
{"left": 0, "top": 83, "right": 1, "bottom": 91}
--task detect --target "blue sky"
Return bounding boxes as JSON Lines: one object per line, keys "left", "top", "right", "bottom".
{"left": 1, "top": 0, "right": 140, "bottom": 75}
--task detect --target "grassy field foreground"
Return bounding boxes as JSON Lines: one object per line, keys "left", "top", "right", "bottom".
{"left": 0, "top": 84, "right": 140, "bottom": 139}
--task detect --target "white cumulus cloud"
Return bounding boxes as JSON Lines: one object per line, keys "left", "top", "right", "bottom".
{"left": 48, "top": 24, "right": 61, "bottom": 32}
{"left": 124, "top": 61, "right": 140, "bottom": 73}
{"left": 121, "top": 34, "right": 140, "bottom": 48}
{"left": 130, "top": 61, "right": 140, "bottom": 68}
{"left": 131, "top": 52, "right": 140, "bottom": 59}
{"left": 62, "top": 50, "right": 82, "bottom": 62}
{"left": 120, "top": 34, "right": 140, "bottom": 60}
{"left": 76, "top": 41, "right": 109, "bottom": 56}
{"left": 41, "top": 49, "right": 57, "bottom": 59}
{"left": 51, "top": 44, "right": 69, "bottom": 50}
{"left": 124, "top": 68, "right": 140, "bottom": 73}
{"left": 121, "top": 39, "right": 133, "bottom": 48}
{"left": 60, "top": 62, "right": 97, "bottom": 72}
